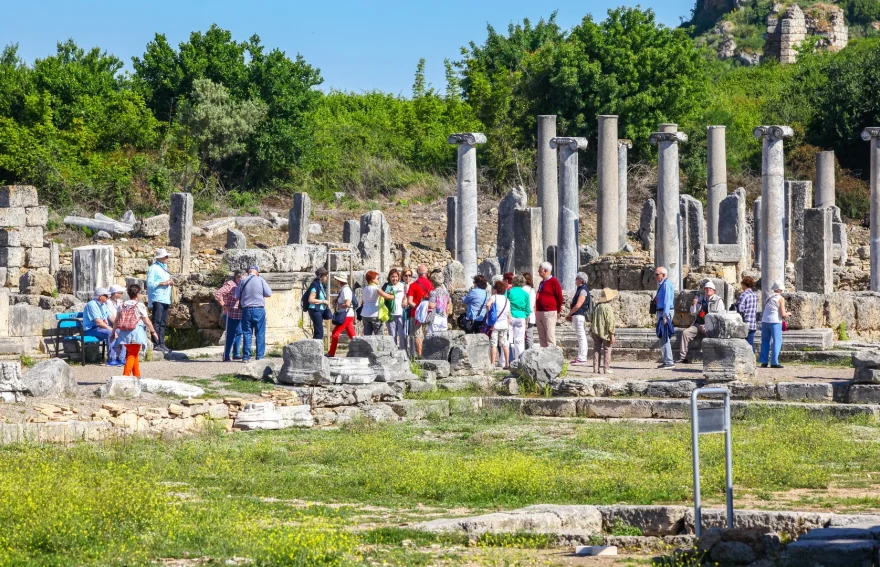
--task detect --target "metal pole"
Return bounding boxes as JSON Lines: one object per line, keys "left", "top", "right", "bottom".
{"left": 690, "top": 390, "right": 702, "bottom": 538}
{"left": 724, "top": 390, "right": 734, "bottom": 529}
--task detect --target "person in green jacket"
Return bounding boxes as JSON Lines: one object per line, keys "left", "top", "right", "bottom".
{"left": 507, "top": 275, "right": 531, "bottom": 362}
{"left": 590, "top": 288, "right": 618, "bottom": 374}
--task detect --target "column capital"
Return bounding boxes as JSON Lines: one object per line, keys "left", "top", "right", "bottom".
{"left": 861, "top": 127, "right": 880, "bottom": 141}
{"left": 649, "top": 132, "right": 688, "bottom": 145}
{"left": 447, "top": 132, "right": 486, "bottom": 145}
{"left": 752, "top": 125, "right": 793, "bottom": 140}
{"left": 549, "top": 137, "right": 588, "bottom": 151}
{"left": 618, "top": 139, "right": 632, "bottom": 149}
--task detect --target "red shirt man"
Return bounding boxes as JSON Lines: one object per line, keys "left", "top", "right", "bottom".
{"left": 407, "top": 271, "right": 434, "bottom": 317}
{"left": 535, "top": 262, "right": 563, "bottom": 347}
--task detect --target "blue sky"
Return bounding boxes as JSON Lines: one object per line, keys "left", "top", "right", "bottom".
{"left": 4, "top": 0, "right": 694, "bottom": 95}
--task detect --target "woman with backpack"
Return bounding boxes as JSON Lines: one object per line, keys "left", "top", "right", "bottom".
{"left": 328, "top": 275, "right": 357, "bottom": 357}
{"left": 460, "top": 275, "right": 489, "bottom": 334}
{"left": 304, "top": 268, "right": 331, "bottom": 340}
{"left": 111, "top": 284, "right": 159, "bottom": 370}
{"left": 484, "top": 280, "right": 512, "bottom": 368}
{"left": 565, "top": 272, "right": 592, "bottom": 365}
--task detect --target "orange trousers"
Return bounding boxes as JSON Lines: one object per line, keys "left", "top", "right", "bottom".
{"left": 122, "top": 344, "right": 141, "bottom": 378}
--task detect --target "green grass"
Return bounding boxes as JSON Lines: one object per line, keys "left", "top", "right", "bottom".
{"left": 214, "top": 373, "right": 278, "bottom": 394}
{"left": 2, "top": 407, "right": 880, "bottom": 565}
{"left": 404, "top": 385, "right": 482, "bottom": 400}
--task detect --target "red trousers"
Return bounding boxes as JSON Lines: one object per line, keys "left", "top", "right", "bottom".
{"left": 328, "top": 318, "right": 356, "bottom": 356}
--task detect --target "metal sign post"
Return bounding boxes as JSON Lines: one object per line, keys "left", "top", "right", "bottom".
{"left": 691, "top": 387, "right": 734, "bottom": 537}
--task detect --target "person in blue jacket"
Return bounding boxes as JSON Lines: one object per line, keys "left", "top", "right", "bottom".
{"left": 654, "top": 266, "right": 676, "bottom": 368}
{"left": 146, "top": 248, "right": 174, "bottom": 353}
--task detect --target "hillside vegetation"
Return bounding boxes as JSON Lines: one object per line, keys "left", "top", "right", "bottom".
{"left": 0, "top": 7, "right": 878, "bottom": 219}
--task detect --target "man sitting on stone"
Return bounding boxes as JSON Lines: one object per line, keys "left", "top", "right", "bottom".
{"left": 678, "top": 280, "right": 725, "bottom": 364}
{"left": 83, "top": 288, "right": 114, "bottom": 364}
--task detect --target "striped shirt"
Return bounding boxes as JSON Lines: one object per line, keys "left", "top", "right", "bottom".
{"left": 736, "top": 288, "right": 758, "bottom": 331}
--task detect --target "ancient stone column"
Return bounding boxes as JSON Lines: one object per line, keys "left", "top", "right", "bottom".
{"left": 72, "top": 245, "right": 115, "bottom": 301}
{"left": 707, "top": 126, "right": 728, "bottom": 244}
{"left": 169, "top": 192, "right": 193, "bottom": 274}
{"left": 448, "top": 132, "right": 486, "bottom": 281}
{"left": 618, "top": 139, "right": 632, "bottom": 249}
{"left": 785, "top": 180, "right": 812, "bottom": 281}
{"left": 445, "top": 196, "right": 457, "bottom": 259}
{"left": 814, "top": 151, "right": 836, "bottom": 209}
{"left": 638, "top": 199, "right": 656, "bottom": 260}
{"left": 342, "top": 220, "right": 360, "bottom": 244}
{"left": 287, "top": 192, "right": 311, "bottom": 245}
{"left": 597, "top": 115, "right": 619, "bottom": 255}
{"left": 650, "top": 128, "right": 688, "bottom": 291}
{"left": 680, "top": 194, "right": 706, "bottom": 267}
{"left": 753, "top": 125, "right": 793, "bottom": 298}
{"left": 513, "top": 207, "right": 543, "bottom": 276}
{"left": 862, "top": 127, "right": 880, "bottom": 291}
{"left": 799, "top": 207, "right": 833, "bottom": 294}
{"left": 753, "top": 197, "right": 762, "bottom": 268}
{"left": 550, "top": 137, "right": 588, "bottom": 294}
{"left": 358, "top": 210, "right": 391, "bottom": 275}
{"left": 537, "top": 116, "right": 558, "bottom": 259}
{"left": 496, "top": 186, "right": 527, "bottom": 271}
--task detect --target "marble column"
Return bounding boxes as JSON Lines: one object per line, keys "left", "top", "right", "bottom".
{"left": 862, "top": 128, "right": 880, "bottom": 291}
{"left": 814, "top": 151, "right": 836, "bottom": 209}
{"left": 72, "top": 245, "right": 115, "bottom": 301}
{"left": 597, "top": 115, "right": 619, "bottom": 255}
{"left": 618, "top": 139, "right": 632, "bottom": 249}
{"left": 707, "top": 126, "right": 728, "bottom": 244}
{"left": 753, "top": 197, "right": 762, "bottom": 268}
{"left": 550, "top": 136, "right": 588, "bottom": 293}
{"left": 448, "top": 132, "right": 486, "bottom": 281}
{"left": 650, "top": 127, "right": 688, "bottom": 291}
{"left": 169, "top": 192, "right": 193, "bottom": 274}
{"left": 799, "top": 207, "right": 833, "bottom": 294}
{"left": 753, "top": 125, "right": 793, "bottom": 298}
{"left": 537, "top": 116, "right": 558, "bottom": 259}
{"left": 513, "top": 207, "right": 543, "bottom": 276}
{"left": 287, "top": 192, "right": 311, "bottom": 245}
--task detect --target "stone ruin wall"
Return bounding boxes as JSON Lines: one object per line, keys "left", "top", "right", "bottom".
{"left": 765, "top": 3, "right": 848, "bottom": 65}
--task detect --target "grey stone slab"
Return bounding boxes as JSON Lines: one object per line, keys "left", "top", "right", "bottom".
{"left": 169, "top": 193, "right": 194, "bottom": 273}
{"left": 799, "top": 207, "right": 833, "bottom": 293}
{"left": 0, "top": 185, "right": 38, "bottom": 207}
{"left": 496, "top": 186, "right": 527, "bottom": 269}
{"left": 513, "top": 207, "right": 543, "bottom": 276}
{"left": 287, "top": 192, "right": 311, "bottom": 245}
{"left": 776, "top": 382, "right": 833, "bottom": 402}
{"left": 782, "top": 539, "right": 874, "bottom": 567}
{"left": 702, "top": 338, "right": 756, "bottom": 382}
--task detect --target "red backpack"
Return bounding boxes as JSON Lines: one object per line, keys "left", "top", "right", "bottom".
{"left": 117, "top": 303, "right": 140, "bottom": 331}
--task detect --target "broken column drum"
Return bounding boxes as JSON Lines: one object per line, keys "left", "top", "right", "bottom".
{"left": 496, "top": 186, "right": 527, "bottom": 271}
{"left": 550, "top": 137, "right": 588, "bottom": 294}
{"left": 448, "top": 132, "right": 486, "bottom": 281}
{"left": 814, "top": 151, "right": 836, "bottom": 209}
{"left": 754, "top": 125, "right": 793, "bottom": 298}
{"left": 72, "top": 245, "right": 115, "bottom": 301}
{"left": 618, "top": 139, "right": 632, "bottom": 249}
{"left": 537, "top": 116, "right": 558, "bottom": 260}
{"left": 287, "top": 192, "right": 311, "bottom": 245}
{"left": 513, "top": 208, "right": 543, "bottom": 276}
{"left": 650, "top": 129, "right": 688, "bottom": 291}
{"left": 862, "top": 127, "right": 880, "bottom": 291}
{"left": 800, "top": 207, "right": 833, "bottom": 294}
{"left": 707, "top": 125, "right": 727, "bottom": 244}
{"left": 169, "top": 192, "right": 193, "bottom": 274}
{"left": 597, "top": 115, "right": 619, "bottom": 255}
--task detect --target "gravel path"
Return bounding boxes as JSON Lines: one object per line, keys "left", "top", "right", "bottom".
{"left": 69, "top": 356, "right": 264, "bottom": 384}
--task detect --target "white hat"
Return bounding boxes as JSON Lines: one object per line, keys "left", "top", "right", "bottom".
{"left": 109, "top": 284, "right": 125, "bottom": 294}
{"left": 333, "top": 275, "right": 348, "bottom": 284}
{"left": 771, "top": 281, "right": 785, "bottom": 292}
{"left": 154, "top": 248, "right": 169, "bottom": 259}
{"left": 703, "top": 280, "right": 716, "bottom": 290}
{"left": 94, "top": 287, "right": 109, "bottom": 298}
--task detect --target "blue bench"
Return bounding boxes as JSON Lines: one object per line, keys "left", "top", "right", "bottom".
{"left": 53, "top": 312, "right": 106, "bottom": 366}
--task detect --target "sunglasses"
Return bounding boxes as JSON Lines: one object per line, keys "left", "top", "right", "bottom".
{"left": 404, "top": 274, "right": 412, "bottom": 278}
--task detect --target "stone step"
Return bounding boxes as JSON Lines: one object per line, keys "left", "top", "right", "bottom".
{"left": 328, "top": 357, "right": 376, "bottom": 384}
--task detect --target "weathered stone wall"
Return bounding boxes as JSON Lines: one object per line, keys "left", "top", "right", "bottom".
{"left": 765, "top": 4, "right": 847, "bottom": 65}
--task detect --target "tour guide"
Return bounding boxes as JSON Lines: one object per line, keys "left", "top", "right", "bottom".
{"left": 146, "top": 248, "right": 174, "bottom": 354}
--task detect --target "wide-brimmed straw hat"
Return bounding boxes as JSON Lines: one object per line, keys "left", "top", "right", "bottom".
{"left": 599, "top": 288, "right": 618, "bottom": 303}
{"left": 333, "top": 275, "right": 348, "bottom": 284}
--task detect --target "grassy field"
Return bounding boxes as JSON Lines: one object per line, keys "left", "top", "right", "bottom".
{"left": 1, "top": 407, "right": 879, "bottom": 566}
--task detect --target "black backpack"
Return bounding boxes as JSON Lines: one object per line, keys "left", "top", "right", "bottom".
{"left": 301, "top": 280, "right": 321, "bottom": 311}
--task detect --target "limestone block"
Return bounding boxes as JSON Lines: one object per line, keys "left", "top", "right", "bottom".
{"left": 25, "top": 206, "right": 48, "bottom": 227}
{"left": 824, "top": 293, "right": 856, "bottom": 335}
{"left": 782, "top": 292, "right": 825, "bottom": 330}
{"left": 236, "top": 359, "right": 282, "bottom": 382}
{"left": 702, "top": 338, "right": 756, "bottom": 383}
{"left": 0, "top": 186, "right": 38, "bottom": 207}
{"left": 25, "top": 247, "right": 50, "bottom": 268}
{"left": 0, "top": 362, "right": 25, "bottom": 402}
{"left": 72, "top": 245, "right": 115, "bottom": 301}
{"left": 854, "top": 294, "right": 880, "bottom": 332}
{"left": 347, "top": 335, "right": 415, "bottom": 382}
{"left": 517, "top": 346, "right": 564, "bottom": 386}
{"left": 442, "top": 261, "right": 466, "bottom": 292}
{"left": 416, "top": 504, "right": 603, "bottom": 535}
{"left": 277, "top": 404, "right": 314, "bottom": 428}
{"left": 705, "top": 244, "right": 742, "bottom": 263}
{"left": 225, "top": 228, "right": 247, "bottom": 250}
{"left": 637, "top": 199, "right": 656, "bottom": 257}
{"left": 0, "top": 227, "right": 43, "bottom": 248}
{"left": 234, "top": 402, "right": 284, "bottom": 430}
{"left": 327, "top": 357, "right": 377, "bottom": 384}
{"left": 0, "top": 246, "right": 24, "bottom": 268}
{"left": 496, "top": 186, "right": 527, "bottom": 263}
{"left": 138, "top": 214, "right": 170, "bottom": 237}
{"left": 777, "top": 382, "right": 832, "bottom": 401}
{"left": 202, "top": 217, "right": 236, "bottom": 238}
{"left": 358, "top": 210, "right": 391, "bottom": 274}
{"left": 19, "top": 270, "right": 56, "bottom": 296}
{"left": 287, "top": 192, "right": 311, "bottom": 245}
{"left": 95, "top": 376, "right": 142, "bottom": 399}
{"left": 449, "top": 333, "right": 493, "bottom": 373}
{"left": 613, "top": 292, "right": 654, "bottom": 328}
{"left": 852, "top": 349, "right": 880, "bottom": 383}
{"left": 117, "top": 258, "right": 149, "bottom": 275}
{"left": 704, "top": 313, "right": 748, "bottom": 339}
{"left": 422, "top": 331, "right": 461, "bottom": 362}
{"left": 278, "top": 339, "right": 329, "bottom": 385}
{"left": 512, "top": 207, "right": 543, "bottom": 276}
{"left": 8, "top": 304, "right": 51, "bottom": 337}
{"left": 192, "top": 301, "right": 222, "bottom": 329}
{"left": 0, "top": 208, "right": 26, "bottom": 228}
{"left": 415, "top": 359, "right": 451, "bottom": 378}
{"left": 20, "top": 358, "right": 75, "bottom": 397}
{"left": 140, "top": 378, "right": 205, "bottom": 398}
{"left": 846, "top": 385, "right": 880, "bottom": 403}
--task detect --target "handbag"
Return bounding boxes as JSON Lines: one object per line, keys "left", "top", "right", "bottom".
{"left": 782, "top": 320, "right": 788, "bottom": 331}
{"left": 482, "top": 296, "right": 508, "bottom": 337}
{"left": 649, "top": 295, "right": 658, "bottom": 315}
{"left": 459, "top": 292, "right": 488, "bottom": 334}
{"left": 378, "top": 301, "right": 390, "bottom": 323}
{"left": 333, "top": 286, "right": 351, "bottom": 326}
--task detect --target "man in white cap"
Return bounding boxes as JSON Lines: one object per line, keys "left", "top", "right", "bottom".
{"left": 146, "top": 248, "right": 174, "bottom": 353}
{"left": 83, "top": 288, "right": 114, "bottom": 364}
{"left": 678, "top": 280, "right": 725, "bottom": 364}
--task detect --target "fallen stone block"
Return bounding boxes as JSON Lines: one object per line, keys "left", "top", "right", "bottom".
{"left": 22, "top": 358, "right": 76, "bottom": 397}
{"left": 702, "top": 338, "right": 755, "bottom": 383}
{"left": 517, "top": 346, "right": 564, "bottom": 386}
{"left": 782, "top": 538, "right": 874, "bottom": 567}
{"left": 388, "top": 400, "right": 450, "bottom": 420}
{"left": 139, "top": 379, "right": 205, "bottom": 398}
{"left": 278, "top": 339, "right": 329, "bottom": 384}
{"left": 237, "top": 359, "right": 282, "bottom": 382}
{"left": 776, "top": 382, "right": 832, "bottom": 402}
{"left": 95, "top": 376, "right": 142, "bottom": 399}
